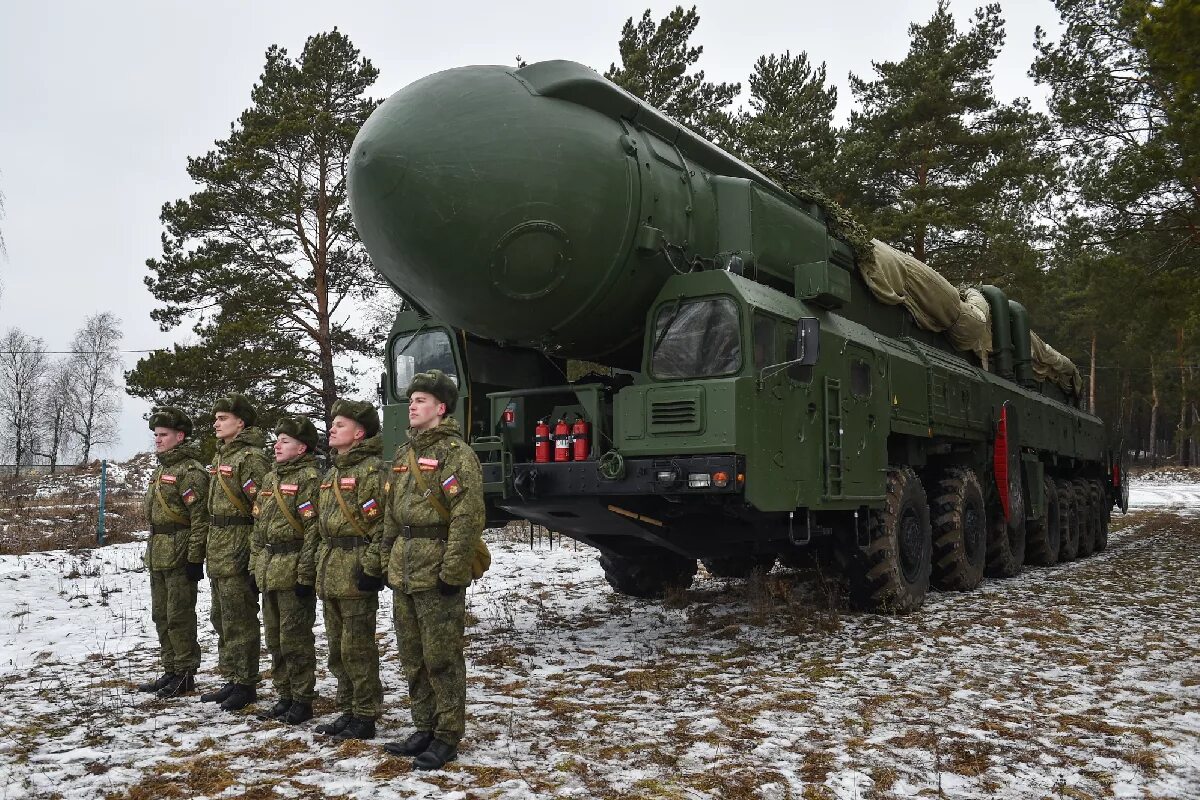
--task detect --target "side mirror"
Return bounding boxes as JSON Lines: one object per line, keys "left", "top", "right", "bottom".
{"left": 377, "top": 371, "right": 387, "bottom": 406}
{"left": 788, "top": 318, "right": 820, "bottom": 382}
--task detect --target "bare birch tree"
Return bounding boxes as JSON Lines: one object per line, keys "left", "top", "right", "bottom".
{"left": 66, "top": 313, "right": 123, "bottom": 464}
{"left": 0, "top": 329, "right": 49, "bottom": 474}
{"left": 32, "top": 359, "right": 74, "bottom": 473}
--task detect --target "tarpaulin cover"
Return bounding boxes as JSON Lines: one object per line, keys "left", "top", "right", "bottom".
{"left": 1030, "top": 331, "right": 1084, "bottom": 396}
{"left": 858, "top": 240, "right": 991, "bottom": 363}
{"left": 859, "top": 240, "right": 1080, "bottom": 395}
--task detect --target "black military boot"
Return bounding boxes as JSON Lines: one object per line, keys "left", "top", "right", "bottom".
{"left": 219, "top": 684, "right": 257, "bottom": 711}
{"left": 284, "top": 702, "right": 313, "bottom": 725}
{"left": 257, "top": 697, "right": 292, "bottom": 720}
{"left": 156, "top": 672, "right": 195, "bottom": 699}
{"left": 314, "top": 712, "right": 354, "bottom": 735}
{"left": 413, "top": 739, "right": 458, "bottom": 771}
{"left": 137, "top": 673, "right": 174, "bottom": 693}
{"left": 333, "top": 716, "right": 376, "bottom": 741}
{"left": 200, "top": 682, "right": 236, "bottom": 704}
{"left": 383, "top": 730, "right": 434, "bottom": 757}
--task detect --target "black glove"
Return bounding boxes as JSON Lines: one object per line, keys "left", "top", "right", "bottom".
{"left": 355, "top": 566, "right": 385, "bottom": 593}
{"left": 294, "top": 582, "right": 314, "bottom": 598}
{"left": 437, "top": 578, "right": 462, "bottom": 597}
{"left": 184, "top": 561, "right": 204, "bottom": 582}
{"left": 248, "top": 573, "right": 260, "bottom": 594}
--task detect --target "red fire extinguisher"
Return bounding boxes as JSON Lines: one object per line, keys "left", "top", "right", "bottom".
{"left": 553, "top": 417, "right": 572, "bottom": 462}
{"left": 572, "top": 415, "right": 590, "bottom": 461}
{"left": 534, "top": 419, "right": 551, "bottom": 463}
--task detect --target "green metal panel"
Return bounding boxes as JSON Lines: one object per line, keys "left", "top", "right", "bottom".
{"left": 616, "top": 381, "right": 737, "bottom": 455}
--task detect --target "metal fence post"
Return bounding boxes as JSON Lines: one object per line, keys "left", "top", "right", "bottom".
{"left": 97, "top": 459, "right": 107, "bottom": 546}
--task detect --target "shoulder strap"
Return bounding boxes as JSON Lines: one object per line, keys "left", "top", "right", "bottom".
{"left": 272, "top": 489, "right": 306, "bottom": 535}
{"left": 331, "top": 473, "right": 369, "bottom": 537}
{"left": 215, "top": 454, "right": 250, "bottom": 515}
{"left": 406, "top": 448, "right": 452, "bottom": 524}
{"left": 153, "top": 478, "right": 189, "bottom": 526}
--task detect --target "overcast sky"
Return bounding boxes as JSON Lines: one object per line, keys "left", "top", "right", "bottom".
{"left": 0, "top": 0, "right": 1061, "bottom": 461}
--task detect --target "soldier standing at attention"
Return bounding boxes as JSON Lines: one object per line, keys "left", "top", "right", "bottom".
{"left": 138, "top": 407, "right": 209, "bottom": 699}
{"left": 199, "top": 393, "right": 269, "bottom": 711}
{"left": 251, "top": 415, "right": 321, "bottom": 725}
{"left": 302, "top": 400, "right": 385, "bottom": 740}
{"left": 367, "top": 370, "right": 485, "bottom": 771}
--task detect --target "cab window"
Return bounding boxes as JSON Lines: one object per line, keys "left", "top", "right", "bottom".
{"left": 650, "top": 297, "right": 742, "bottom": 380}
{"left": 392, "top": 329, "right": 458, "bottom": 396}
{"left": 752, "top": 313, "right": 776, "bottom": 372}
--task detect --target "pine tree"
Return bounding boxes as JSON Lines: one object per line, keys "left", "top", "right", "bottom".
{"left": 604, "top": 6, "right": 740, "bottom": 142}
{"left": 733, "top": 51, "right": 839, "bottom": 195}
{"left": 839, "top": 1, "right": 1059, "bottom": 289}
{"left": 127, "top": 30, "right": 382, "bottom": 429}
{"left": 1032, "top": 0, "right": 1199, "bottom": 273}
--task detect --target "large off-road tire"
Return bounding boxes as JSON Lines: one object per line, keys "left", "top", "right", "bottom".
{"left": 1074, "top": 479, "right": 1096, "bottom": 557}
{"left": 985, "top": 474, "right": 1026, "bottom": 578}
{"left": 1056, "top": 478, "right": 1080, "bottom": 561}
{"left": 1090, "top": 480, "right": 1109, "bottom": 553}
{"left": 848, "top": 466, "right": 932, "bottom": 613}
{"left": 1026, "top": 476, "right": 1062, "bottom": 566}
{"left": 929, "top": 467, "right": 987, "bottom": 591}
{"left": 702, "top": 554, "right": 776, "bottom": 579}
{"left": 600, "top": 551, "right": 698, "bottom": 599}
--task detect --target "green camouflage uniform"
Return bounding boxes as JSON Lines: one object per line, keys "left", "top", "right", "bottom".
{"left": 369, "top": 416, "right": 485, "bottom": 747}
{"left": 142, "top": 441, "right": 209, "bottom": 675}
{"left": 251, "top": 452, "right": 320, "bottom": 704}
{"left": 301, "top": 435, "right": 385, "bottom": 719}
{"left": 207, "top": 427, "right": 269, "bottom": 686}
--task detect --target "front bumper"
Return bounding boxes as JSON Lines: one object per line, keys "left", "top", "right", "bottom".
{"left": 483, "top": 454, "right": 744, "bottom": 499}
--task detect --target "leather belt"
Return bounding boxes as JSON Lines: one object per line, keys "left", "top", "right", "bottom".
{"left": 265, "top": 541, "right": 302, "bottom": 555}
{"left": 150, "top": 522, "right": 189, "bottom": 535}
{"left": 210, "top": 514, "right": 254, "bottom": 527}
{"left": 402, "top": 524, "right": 449, "bottom": 540}
{"left": 327, "top": 536, "right": 366, "bottom": 550}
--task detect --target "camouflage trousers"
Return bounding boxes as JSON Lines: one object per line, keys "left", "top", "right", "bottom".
{"left": 323, "top": 596, "right": 381, "bottom": 718}
{"left": 394, "top": 588, "right": 467, "bottom": 745}
{"left": 150, "top": 566, "right": 199, "bottom": 673}
{"left": 263, "top": 589, "right": 316, "bottom": 702}
{"left": 209, "top": 573, "right": 261, "bottom": 685}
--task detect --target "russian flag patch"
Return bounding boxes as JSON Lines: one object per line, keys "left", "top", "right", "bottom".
{"left": 361, "top": 498, "right": 379, "bottom": 518}
{"left": 298, "top": 501, "right": 315, "bottom": 519}
{"left": 181, "top": 488, "right": 197, "bottom": 505}
{"left": 442, "top": 474, "right": 460, "bottom": 496}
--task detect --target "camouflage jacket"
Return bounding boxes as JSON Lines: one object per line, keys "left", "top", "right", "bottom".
{"left": 205, "top": 427, "right": 269, "bottom": 578}
{"left": 142, "top": 442, "right": 209, "bottom": 571}
{"left": 371, "top": 417, "right": 485, "bottom": 592}
{"left": 300, "top": 435, "right": 385, "bottom": 600}
{"left": 251, "top": 452, "right": 321, "bottom": 592}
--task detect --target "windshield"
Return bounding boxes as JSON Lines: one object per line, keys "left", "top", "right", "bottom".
{"left": 392, "top": 329, "right": 458, "bottom": 396}
{"left": 650, "top": 297, "right": 742, "bottom": 379}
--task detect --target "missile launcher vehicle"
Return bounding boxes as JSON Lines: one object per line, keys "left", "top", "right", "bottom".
{"left": 348, "top": 60, "right": 1126, "bottom": 611}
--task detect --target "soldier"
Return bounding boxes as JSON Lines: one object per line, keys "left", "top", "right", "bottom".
{"left": 365, "top": 370, "right": 485, "bottom": 771}
{"left": 138, "top": 406, "right": 209, "bottom": 699}
{"left": 300, "top": 399, "right": 385, "bottom": 740}
{"left": 198, "top": 393, "right": 269, "bottom": 711}
{"left": 251, "top": 415, "right": 321, "bottom": 725}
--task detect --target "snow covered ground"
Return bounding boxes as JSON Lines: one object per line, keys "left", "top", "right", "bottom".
{"left": 0, "top": 479, "right": 1197, "bottom": 799}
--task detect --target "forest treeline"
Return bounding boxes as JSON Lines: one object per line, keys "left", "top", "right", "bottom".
{"left": 127, "top": 0, "right": 1197, "bottom": 463}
